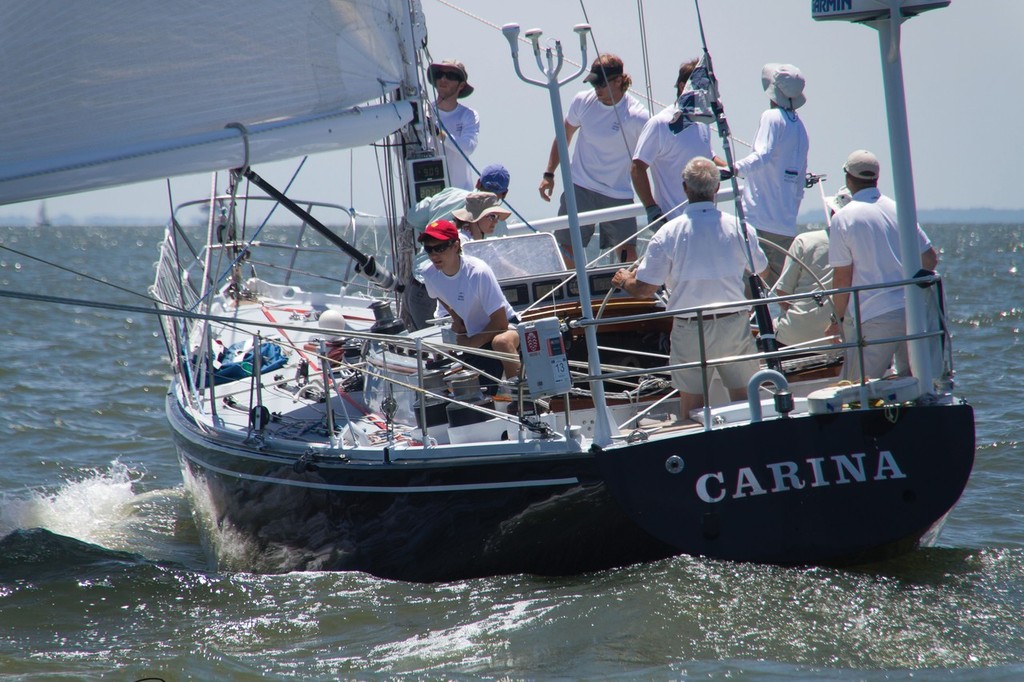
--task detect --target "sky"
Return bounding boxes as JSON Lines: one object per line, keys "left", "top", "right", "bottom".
{"left": 0, "top": 0, "right": 1018, "bottom": 225}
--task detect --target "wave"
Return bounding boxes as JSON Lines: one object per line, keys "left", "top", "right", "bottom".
{"left": 0, "top": 460, "right": 206, "bottom": 571}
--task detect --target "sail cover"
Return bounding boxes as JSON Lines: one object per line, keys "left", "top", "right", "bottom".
{"left": 0, "top": 0, "right": 421, "bottom": 205}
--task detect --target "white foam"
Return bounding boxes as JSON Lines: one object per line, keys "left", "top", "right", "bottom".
{"left": 0, "top": 460, "right": 138, "bottom": 545}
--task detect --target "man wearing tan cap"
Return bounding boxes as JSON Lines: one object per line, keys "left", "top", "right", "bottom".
{"left": 825, "top": 149, "right": 938, "bottom": 380}
{"left": 428, "top": 60, "right": 479, "bottom": 190}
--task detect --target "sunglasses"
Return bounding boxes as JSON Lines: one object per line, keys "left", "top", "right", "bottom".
{"left": 589, "top": 74, "right": 620, "bottom": 89}
{"left": 434, "top": 70, "right": 464, "bottom": 83}
{"left": 423, "top": 239, "right": 456, "bottom": 254}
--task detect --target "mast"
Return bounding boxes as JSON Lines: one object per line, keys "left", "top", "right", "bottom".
{"left": 813, "top": 0, "right": 950, "bottom": 390}
{"left": 501, "top": 23, "right": 615, "bottom": 447}
{"left": 691, "top": 1, "right": 780, "bottom": 371}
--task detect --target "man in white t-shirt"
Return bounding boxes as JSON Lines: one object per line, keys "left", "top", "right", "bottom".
{"left": 612, "top": 157, "right": 769, "bottom": 419}
{"left": 419, "top": 219, "right": 520, "bottom": 393}
{"left": 428, "top": 60, "right": 480, "bottom": 191}
{"left": 825, "top": 150, "right": 938, "bottom": 380}
{"left": 631, "top": 59, "right": 724, "bottom": 226}
{"left": 402, "top": 164, "right": 511, "bottom": 331}
{"left": 539, "top": 54, "right": 649, "bottom": 266}
{"left": 734, "top": 63, "right": 810, "bottom": 287}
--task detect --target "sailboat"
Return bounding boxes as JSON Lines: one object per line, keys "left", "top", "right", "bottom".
{"left": 34, "top": 202, "right": 51, "bottom": 228}
{"left": 0, "top": 0, "right": 973, "bottom": 581}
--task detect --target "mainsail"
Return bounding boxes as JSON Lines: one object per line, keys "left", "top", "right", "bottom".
{"left": 0, "top": 0, "right": 423, "bottom": 205}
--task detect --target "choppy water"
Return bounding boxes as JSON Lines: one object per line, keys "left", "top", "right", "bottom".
{"left": 0, "top": 223, "right": 1021, "bottom": 680}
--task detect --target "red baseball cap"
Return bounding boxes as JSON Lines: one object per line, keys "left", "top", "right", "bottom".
{"left": 418, "top": 219, "right": 459, "bottom": 243}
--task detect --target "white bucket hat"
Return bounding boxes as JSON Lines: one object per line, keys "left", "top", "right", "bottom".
{"left": 761, "top": 63, "right": 806, "bottom": 110}
{"left": 826, "top": 186, "right": 853, "bottom": 215}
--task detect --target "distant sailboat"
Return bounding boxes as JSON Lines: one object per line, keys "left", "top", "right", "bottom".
{"left": 35, "top": 201, "right": 51, "bottom": 227}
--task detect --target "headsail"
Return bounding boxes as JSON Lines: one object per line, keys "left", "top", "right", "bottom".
{"left": 0, "top": 0, "right": 424, "bottom": 205}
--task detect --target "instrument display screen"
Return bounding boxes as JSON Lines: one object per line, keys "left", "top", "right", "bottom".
{"left": 502, "top": 284, "right": 528, "bottom": 306}
{"left": 533, "top": 280, "right": 564, "bottom": 302}
{"left": 411, "top": 159, "right": 445, "bottom": 181}
{"left": 589, "top": 274, "right": 614, "bottom": 296}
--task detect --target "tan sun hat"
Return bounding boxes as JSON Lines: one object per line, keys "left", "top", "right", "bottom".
{"left": 428, "top": 60, "right": 474, "bottom": 98}
{"left": 451, "top": 192, "right": 511, "bottom": 222}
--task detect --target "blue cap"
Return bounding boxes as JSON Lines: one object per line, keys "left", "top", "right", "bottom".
{"left": 478, "top": 164, "right": 510, "bottom": 193}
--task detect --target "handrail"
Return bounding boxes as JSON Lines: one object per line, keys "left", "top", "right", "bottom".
{"left": 504, "top": 186, "right": 739, "bottom": 236}
{"left": 571, "top": 272, "right": 942, "bottom": 330}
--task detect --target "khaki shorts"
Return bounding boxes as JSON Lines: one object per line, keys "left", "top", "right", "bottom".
{"left": 669, "top": 313, "right": 760, "bottom": 394}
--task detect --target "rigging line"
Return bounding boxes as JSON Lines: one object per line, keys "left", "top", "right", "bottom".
{"left": 0, "top": 242, "right": 173, "bottom": 309}
{"left": 636, "top": 0, "right": 655, "bottom": 114}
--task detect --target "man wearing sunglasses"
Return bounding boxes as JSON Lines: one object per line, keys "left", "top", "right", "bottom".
{"left": 452, "top": 192, "right": 512, "bottom": 241}
{"left": 418, "top": 219, "right": 521, "bottom": 394}
{"left": 428, "top": 60, "right": 480, "bottom": 191}
{"left": 539, "top": 54, "right": 649, "bottom": 267}
{"left": 402, "top": 164, "right": 512, "bottom": 331}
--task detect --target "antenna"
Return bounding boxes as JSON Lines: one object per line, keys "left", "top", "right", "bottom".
{"left": 501, "top": 21, "right": 617, "bottom": 447}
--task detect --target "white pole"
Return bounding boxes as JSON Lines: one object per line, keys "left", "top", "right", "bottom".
{"left": 503, "top": 24, "right": 615, "bottom": 446}
{"left": 871, "top": 8, "right": 935, "bottom": 388}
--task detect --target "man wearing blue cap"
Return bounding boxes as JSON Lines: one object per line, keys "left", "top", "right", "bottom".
{"left": 407, "top": 163, "right": 511, "bottom": 236}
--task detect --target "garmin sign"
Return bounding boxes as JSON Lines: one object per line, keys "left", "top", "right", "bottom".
{"left": 812, "top": 0, "right": 950, "bottom": 22}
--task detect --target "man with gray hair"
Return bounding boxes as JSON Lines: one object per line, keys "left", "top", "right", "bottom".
{"left": 612, "top": 157, "right": 769, "bottom": 419}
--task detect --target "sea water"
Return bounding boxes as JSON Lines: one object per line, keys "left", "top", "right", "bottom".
{"left": 0, "top": 223, "right": 1021, "bottom": 680}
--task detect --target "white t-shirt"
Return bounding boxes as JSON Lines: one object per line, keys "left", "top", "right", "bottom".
{"left": 566, "top": 90, "right": 649, "bottom": 200}
{"left": 734, "top": 107, "right": 808, "bottom": 237}
{"left": 632, "top": 105, "right": 714, "bottom": 220}
{"left": 636, "top": 202, "right": 768, "bottom": 315}
{"left": 828, "top": 187, "right": 932, "bottom": 322}
{"left": 438, "top": 104, "right": 480, "bottom": 191}
{"left": 421, "top": 254, "right": 514, "bottom": 336}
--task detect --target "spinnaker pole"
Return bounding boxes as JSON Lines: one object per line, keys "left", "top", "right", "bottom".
{"left": 243, "top": 168, "right": 403, "bottom": 293}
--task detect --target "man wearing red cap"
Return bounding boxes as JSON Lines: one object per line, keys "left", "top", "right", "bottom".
{"left": 418, "top": 219, "right": 520, "bottom": 392}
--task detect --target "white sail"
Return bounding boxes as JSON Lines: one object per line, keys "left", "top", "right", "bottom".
{"left": 0, "top": 0, "right": 423, "bottom": 205}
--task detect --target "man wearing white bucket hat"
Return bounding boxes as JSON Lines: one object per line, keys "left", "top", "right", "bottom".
{"left": 734, "top": 63, "right": 810, "bottom": 287}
